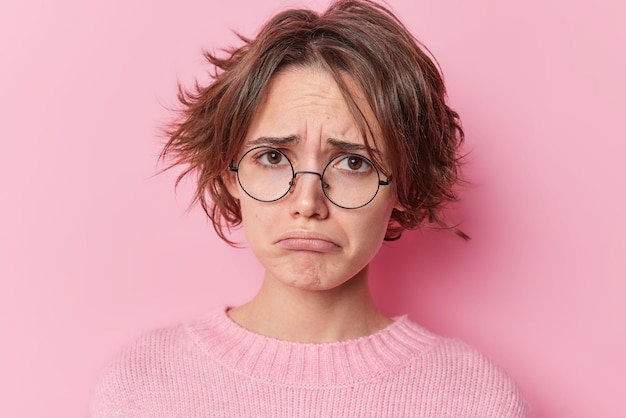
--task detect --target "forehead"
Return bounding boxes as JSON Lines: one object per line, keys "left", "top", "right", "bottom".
{"left": 260, "top": 68, "right": 347, "bottom": 120}
{"left": 246, "top": 66, "right": 384, "bottom": 151}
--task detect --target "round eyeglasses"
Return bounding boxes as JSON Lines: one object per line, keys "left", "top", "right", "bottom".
{"left": 229, "top": 146, "right": 391, "bottom": 209}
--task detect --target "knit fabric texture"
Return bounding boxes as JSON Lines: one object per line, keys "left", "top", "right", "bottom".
{"left": 91, "top": 309, "right": 528, "bottom": 417}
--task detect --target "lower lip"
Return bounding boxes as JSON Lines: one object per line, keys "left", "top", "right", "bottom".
{"left": 276, "top": 238, "right": 340, "bottom": 252}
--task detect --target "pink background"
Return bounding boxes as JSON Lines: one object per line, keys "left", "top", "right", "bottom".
{"left": 1, "top": 0, "right": 624, "bottom": 416}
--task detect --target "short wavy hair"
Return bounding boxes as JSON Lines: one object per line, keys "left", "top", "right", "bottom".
{"left": 162, "top": 0, "right": 467, "bottom": 244}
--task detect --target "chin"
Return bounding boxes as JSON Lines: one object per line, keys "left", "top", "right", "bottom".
{"left": 284, "top": 272, "right": 334, "bottom": 290}
{"left": 284, "top": 267, "right": 363, "bottom": 292}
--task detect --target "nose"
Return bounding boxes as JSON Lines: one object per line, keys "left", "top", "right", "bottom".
{"left": 288, "top": 171, "right": 329, "bottom": 219}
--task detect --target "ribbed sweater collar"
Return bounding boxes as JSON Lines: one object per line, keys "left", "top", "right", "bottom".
{"left": 184, "top": 309, "right": 438, "bottom": 388}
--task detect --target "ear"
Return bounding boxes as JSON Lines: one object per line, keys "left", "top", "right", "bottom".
{"left": 224, "top": 168, "right": 241, "bottom": 200}
{"left": 391, "top": 191, "right": 406, "bottom": 212}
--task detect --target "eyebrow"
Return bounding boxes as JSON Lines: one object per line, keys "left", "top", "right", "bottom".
{"left": 246, "top": 135, "right": 380, "bottom": 156}
{"left": 326, "top": 138, "right": 380, "bottom": 156}
{"left": 246, "top": 135, "right": 301, "bottom": 147}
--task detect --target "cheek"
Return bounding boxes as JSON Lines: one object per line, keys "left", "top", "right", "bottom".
{"left": 351, "top": 206, "right": 394, "bottom": 251}
{"left": 241, "top": 219, "right": 262, "bottom": 259}
{"left": 239, "top": 201, "right": 273, "bottom": 245}
{"left": 368, "top": 217, "right": 391, "bottom": 247}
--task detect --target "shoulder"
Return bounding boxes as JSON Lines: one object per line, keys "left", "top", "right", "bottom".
{"left": 89, "top": 321, "right": 201, "bottom": 417}
{"left": 401, "top": 319, "right": 529, "bottom": 417}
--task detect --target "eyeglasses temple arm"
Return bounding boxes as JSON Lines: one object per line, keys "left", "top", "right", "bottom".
{"left": 379, "top": 175, "right": 392, "bottom": 186}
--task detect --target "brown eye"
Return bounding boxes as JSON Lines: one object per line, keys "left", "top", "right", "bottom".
{"left": 333, "top": 155, "right": 371, "bottom": 174}
{"left": 267, "top": 151, "right": 282, "bottom": 165}
{"left": 348, "top": 156, "right": 363, "bottom": 170}
{"left": 257, "top": 149, "right": 288, "bottom": 167}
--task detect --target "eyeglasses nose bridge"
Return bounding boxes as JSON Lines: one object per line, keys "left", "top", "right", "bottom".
{"left": 288, "top": 170, "right": 328, "bottom": 193}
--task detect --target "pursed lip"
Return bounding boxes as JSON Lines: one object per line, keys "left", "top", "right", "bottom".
{"left": 275, "top": 231, "right": 341, "bottom": 252}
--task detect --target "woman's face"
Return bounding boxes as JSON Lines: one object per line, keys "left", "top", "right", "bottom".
{"left": 228, "top": 66, "right": 398, "bottom": 291}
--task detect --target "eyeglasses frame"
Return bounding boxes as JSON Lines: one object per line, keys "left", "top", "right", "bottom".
{"left": 228, "top": 146, "right": 391, "bottom": 209}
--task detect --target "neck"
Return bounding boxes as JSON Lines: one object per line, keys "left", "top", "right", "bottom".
{"left": 228, "top": 265, "right": 391, "bottom": 343}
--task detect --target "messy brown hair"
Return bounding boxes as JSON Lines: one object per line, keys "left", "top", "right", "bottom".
{"left": 162, "top": 0, "right": 467, "bottom": 244}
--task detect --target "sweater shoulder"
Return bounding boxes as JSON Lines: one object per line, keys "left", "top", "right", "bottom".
{"left": 90, "top": 323, "right": 195, "bottom": 417}
{"left": 414, "top": 333, "right": 529, "bottom": 417}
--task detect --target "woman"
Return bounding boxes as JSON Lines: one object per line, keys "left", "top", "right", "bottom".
{"left": 92, "top": 0, "right": 528, "bottom": 416}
